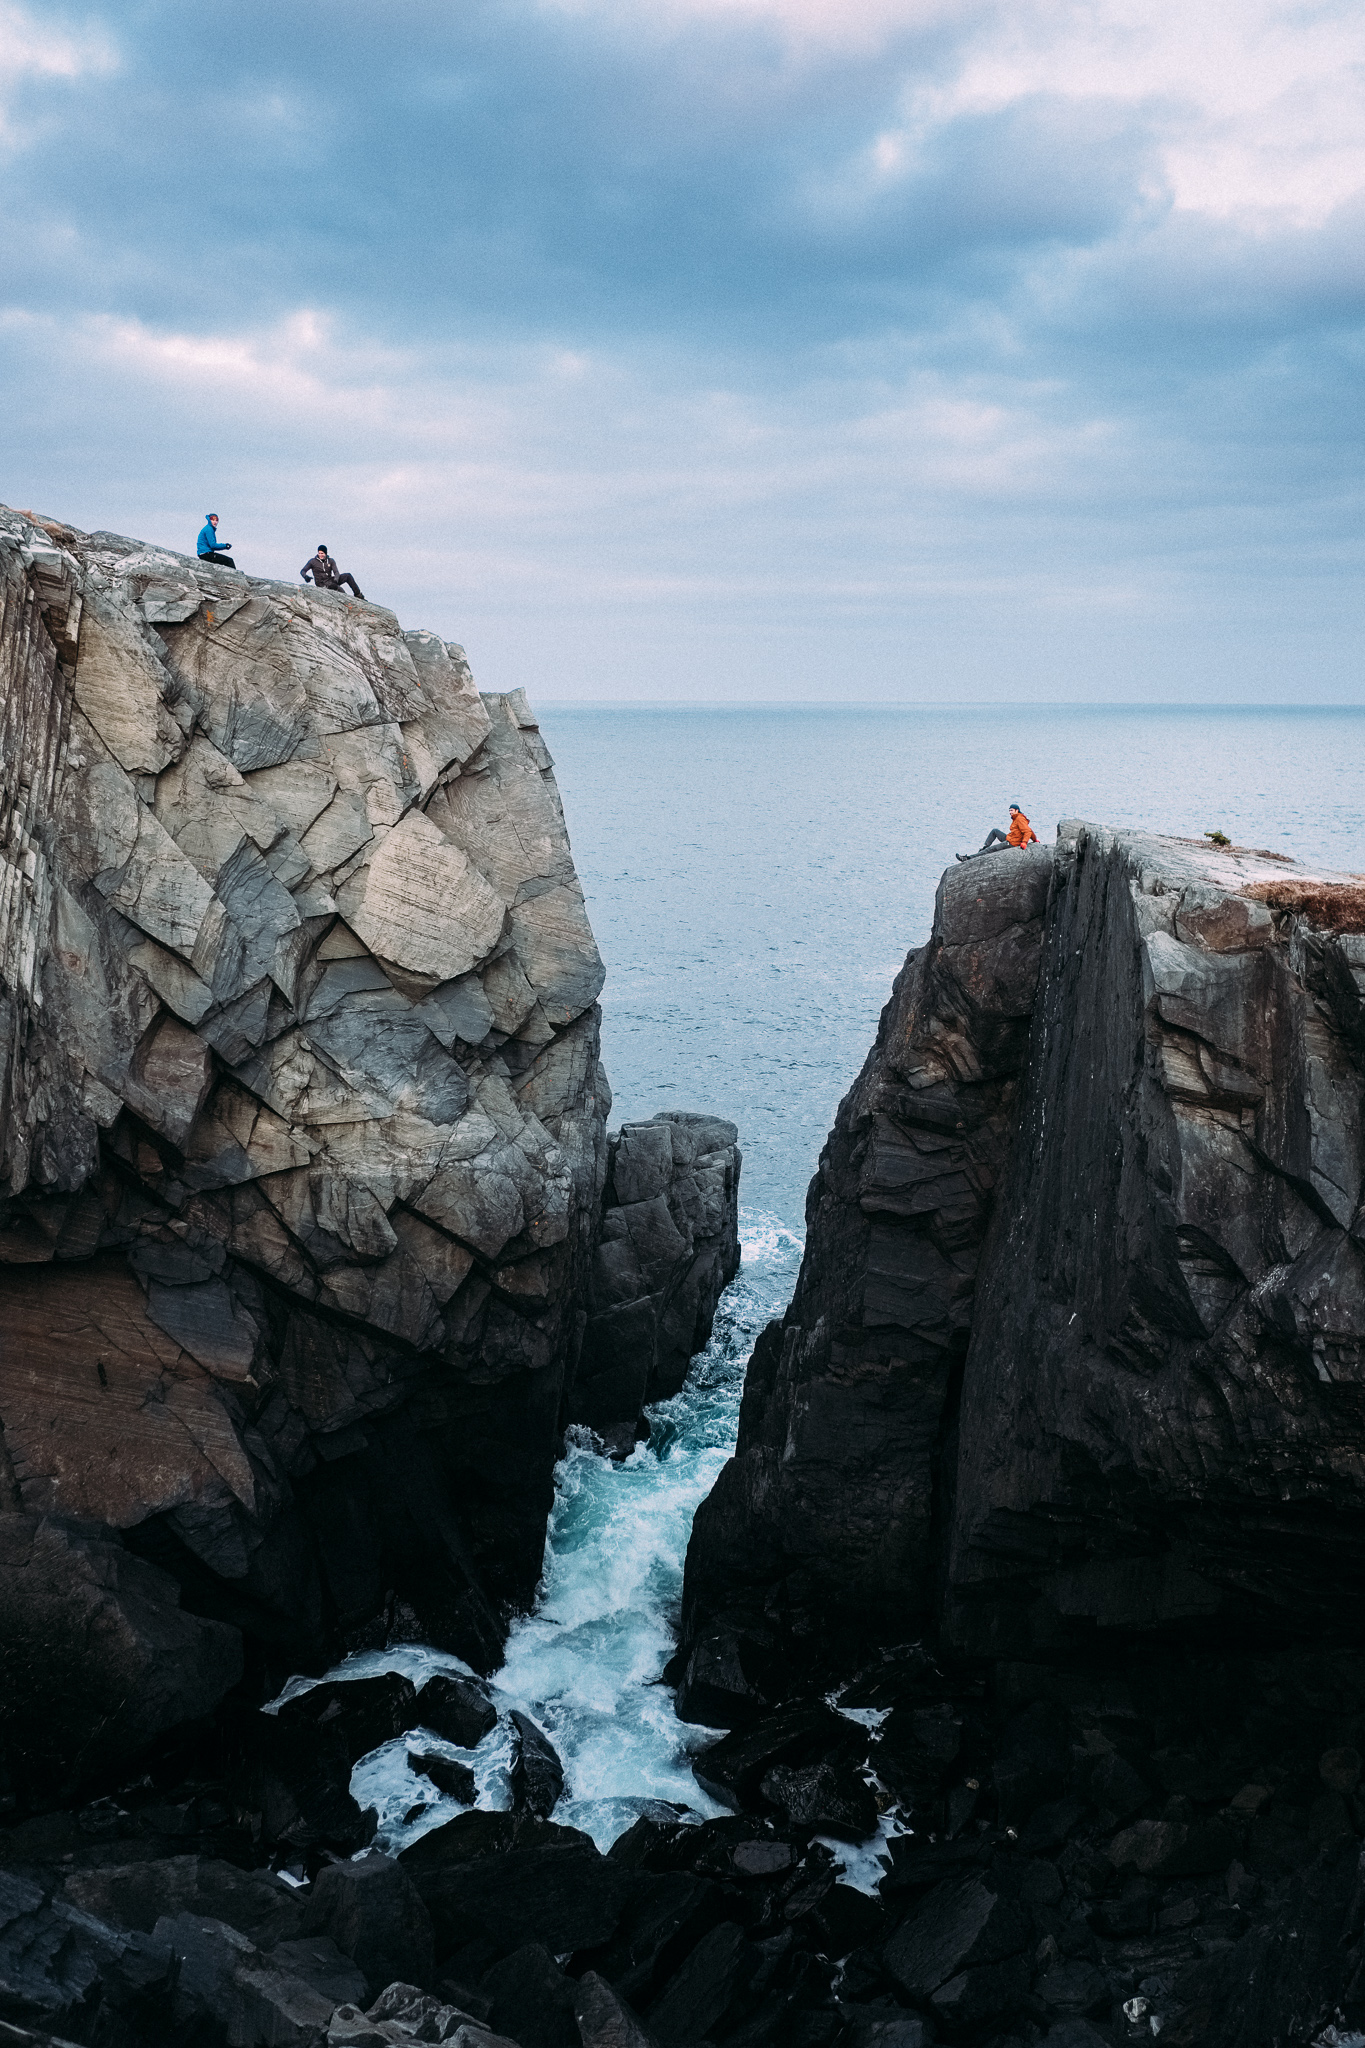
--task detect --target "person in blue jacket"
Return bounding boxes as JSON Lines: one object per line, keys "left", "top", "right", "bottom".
{"left": 196, "top": 514, "right": 235, "bottom": 568}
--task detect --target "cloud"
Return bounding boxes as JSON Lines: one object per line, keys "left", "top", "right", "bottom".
{"left": 0, "top": 0, "right": 1359, "bottom": 701}
{"left": 0, "top": 0, "right": 117, "bottom": 145}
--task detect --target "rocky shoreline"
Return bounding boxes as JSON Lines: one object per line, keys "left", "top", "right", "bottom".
{"left": 6, "top": 505, "right": 1365, "bottom": 2048}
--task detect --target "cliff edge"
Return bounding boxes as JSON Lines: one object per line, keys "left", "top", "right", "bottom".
{"left": 0, "top": 506, "right": 616, "bottom": 1771}
{"left": 680, "top": 821, "right": 1365, "bottom": 1716}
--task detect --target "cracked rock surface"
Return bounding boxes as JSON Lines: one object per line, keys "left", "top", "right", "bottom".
{"left": 0, "top": 506, "right": 612, "bottom": 1770}
{"left": 680, "top": 820, "right": 1365, "bottom": 1702}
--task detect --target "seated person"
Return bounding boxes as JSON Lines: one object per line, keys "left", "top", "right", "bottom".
{"left": 958, "top": 804, "right": 1038, "bottom": 860}
{"left": 196, "top": 513, "right": 235, "bottom": 567}
{"left": 301, "top": 544, "right": 364, "bottom": 599}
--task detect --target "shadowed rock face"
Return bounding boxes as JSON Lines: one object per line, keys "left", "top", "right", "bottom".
{"left": 680, "top": 822, "right": 1365, "bottom": 1715}
{"left": 0, "top": 507, "right": 611, "bottom": 1768}
{"left": 571, "top": 1111, "right": 742, "bottom": 1453}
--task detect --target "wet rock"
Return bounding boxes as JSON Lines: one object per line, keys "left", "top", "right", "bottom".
{"left": 415, "top": 1675, "right": 499, "bottom": 1750}
{"left": 302, "top": 1849, "right": 434, "bottom": 1994}
{"left": 481, "top": 1941, "right": 577, "bottom": 2048}
{"left": 1107, "top": 1818, "right": 1238, "bottom": 1880}
{"left": 510, "top": 1711, "right": 566, "bottom": 1819}
{"left": 882, "top": 1874, "right": 1029, "bottom": 2000}
{"left": 690, "top": 1705, "right": 860, "bottom": 1812}
{"left": 837, "top": 2016, "right": 929, "bottom": 2048}
{"left": 277, "top": 1674, "right": 420, "bottom": 1763}
{"left": 410, "top": 1751, "right": 479, "bottom": 1804}
{"left": 758, "top": 1761, "right": 878, "bottom": 1840}
{"left": 574, "top": 1970, "right": 659, "bottom": 2048}
{"left": 398, "top": 1809, "right": 592, "bottom": 1880}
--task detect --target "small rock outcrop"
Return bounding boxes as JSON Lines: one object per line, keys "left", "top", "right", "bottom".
{"left": 0, "top": 505, "right": 611, "bottom": 1771}
{"left": 572, "top": 1112, "right": 741, "bottom": 1451}
{"left": 681, "top": 823, "right": 1365, "bottom": 1699}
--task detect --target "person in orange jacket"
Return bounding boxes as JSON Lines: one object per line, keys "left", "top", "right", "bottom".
{"left": 958, "top": 804, "right": 1039, "bottom": 860}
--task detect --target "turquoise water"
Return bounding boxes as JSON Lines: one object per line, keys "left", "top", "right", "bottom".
{"left": 300, "top": 704, "right": 1363, "bottom": 1860}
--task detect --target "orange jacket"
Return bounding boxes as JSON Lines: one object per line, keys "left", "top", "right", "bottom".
{"left": 1007, "top": 810, "right": 1038, "bottom": 848}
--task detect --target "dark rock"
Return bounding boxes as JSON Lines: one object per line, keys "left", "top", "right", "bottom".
{"left": 572, "top": 1114, "right": 741, "bottom": 1441}
{"left": 63, "top": 1854, "right": 305, "bottom": 1946}
{"left": 1320, "top": 1745, "right": 1362, "bottom": 1793}
{"left": 409, "top": 1751, "right": 478, "bottom": 1803}
{"left": 882, "top": 1875, "right": 1029, "bottom": 1999}
{"left": 301, "top": 1848, "right": 433, "bottom": 1993}
{"left": 276, "top": 1674, "right": 419, "bottom": 1763}
{"left": 673, "top": 1626, "right": 776, "bottom": 1730}
{"left": 647, "top": 1921, "right": 755, "bottom": 2047}
{"left": 413, "top": 1675, "right": 498, "bottom": 1751}
{"left": 1093, "top": 1878, "right": 1157, "bottom": 1938}
{"left": 0, "top": 1865, "right": 175, "bottom": 2037}
{"left": 691, "top": 1705, "right": 860, "bottom": 1811}
{"left": 837, "top": 2016, "right": 929, "bottom": 2048}
{"left": 1017, "top": 1795, "right": 1085, "bottom": 1855}
{"left": 0, "top": 1513, "right": 243, "bottom": 1783}
{"left": 481, "top": 1941, "right": 576, "bottom": 2048}
{"left": 153, "top": 1909, "right": 365, "bottom": 2042}
{"left": 574, "top": 1970, "right": 659, "bottom": 2048}
{"left": 804, "top": 1883, "right": 886, "bottom": 1960}
{"left": 1045, "top": 2024, "right": 1111, "bottom": 2048}
{"left": 758, "top": 1762, "right": 879, "bottom": 1840}
{"left": 1107, "top": 1818, "right": 1238, "bottom": 1880}
{"left": 399, "top": 1808, "right": 592, "bottom": 1879}
{"left": 1089, "top": 1751, "right": 1152, "bottom": 1823}
{"left": 406, "top": 1843, "right": 632, "bottom": 1963}
{"left": 253, "top": 1708, "right": 380, "bottom": 1856}
{"left": 585, "top": 1870, "right": 722, "bottom": 2004}
{"left": 928, "top": 1953, "right": 1031, "bottom": 2035}
{"left": 1036, "top": 1958, "right": 1109, "bottom": 2016}
{"left": 875, "top": 1703, "right": 962, "bottom": 1803}
{"left": 510, "top": 1711, "right": 566, "bottom": 1819}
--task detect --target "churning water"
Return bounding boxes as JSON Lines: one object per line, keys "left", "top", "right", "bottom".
{"left": 283, "top": 704, "right": 1364, "bottom": 1865}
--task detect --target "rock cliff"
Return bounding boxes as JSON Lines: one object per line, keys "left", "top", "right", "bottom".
{"left": 680, "top": 823, "right": 1365, "bottom": 1711}
{"left": 0, "top": 506, "right": 614, "bottom": 1772}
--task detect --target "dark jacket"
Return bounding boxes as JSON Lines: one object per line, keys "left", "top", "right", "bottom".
{"left": 301, "top": 552, "right": 341, "bottom": 588}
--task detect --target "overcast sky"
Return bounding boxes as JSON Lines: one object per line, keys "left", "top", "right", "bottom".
{"left": 1, "top": 0, "right": 1361, "bottom": 700}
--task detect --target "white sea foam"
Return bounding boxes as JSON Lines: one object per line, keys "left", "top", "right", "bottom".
{"left": 276, "top": 1212, "right": 806, "bottom": 1859}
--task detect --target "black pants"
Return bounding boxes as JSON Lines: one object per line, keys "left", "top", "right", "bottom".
{"left": 199, "top": 549, "right": 236, "bottom": 568}
{"left": 333, "top": 572, "right": 363, "bottom": 598}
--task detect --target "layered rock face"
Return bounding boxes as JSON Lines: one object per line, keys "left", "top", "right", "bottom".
{"left": 0, "top": 506, "right": 611, "bottom": 1767}
{"left": 572, "top": 1112, "right": 741, "bottom": 1451}
{"left": 681, "top": 823, "right": 1365, "bottom": 1709}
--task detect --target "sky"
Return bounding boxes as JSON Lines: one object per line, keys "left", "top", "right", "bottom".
{"left": 1, "top": 0, "right": 1362, "bottom": 702}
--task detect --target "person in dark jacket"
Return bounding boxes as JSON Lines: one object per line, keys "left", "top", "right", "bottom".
{"left": 196, "top": 514, "right": 235, "bottom": 567}
{"left": 300, "top": 545, "right": 364, "bottom": 599}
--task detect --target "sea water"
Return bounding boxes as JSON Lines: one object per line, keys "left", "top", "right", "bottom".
{"left": 287, "top": 704, "right": 1364, "bottom": 1867}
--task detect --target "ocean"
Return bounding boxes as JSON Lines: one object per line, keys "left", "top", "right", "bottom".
{"left": 289, "top": 704, "right": 1364, "bottom": 1868}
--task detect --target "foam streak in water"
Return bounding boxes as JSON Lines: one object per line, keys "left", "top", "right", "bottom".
{"left": 306, "top": 1213, "right": 801, "bottom": 1858}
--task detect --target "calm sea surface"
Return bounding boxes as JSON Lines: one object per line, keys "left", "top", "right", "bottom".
{"left": 314, "top": 704, "right": 1363, "bottom": 1860}
{"left": 541, "top": 704, "right": 1365, "bottom": 1230}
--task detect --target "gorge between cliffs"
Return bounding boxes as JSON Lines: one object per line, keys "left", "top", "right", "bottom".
{"left": 4, "top": 508, "right": 1365, "bottom": 2048}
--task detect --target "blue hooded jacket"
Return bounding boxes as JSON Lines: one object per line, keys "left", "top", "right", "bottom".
{"left": 197, "top": 517, "right": 223, "bottom": 557}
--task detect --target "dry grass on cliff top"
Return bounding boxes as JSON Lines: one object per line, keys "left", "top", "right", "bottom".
{"left": 1244, "top": 878, "right": 1365, "bottom": 932}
